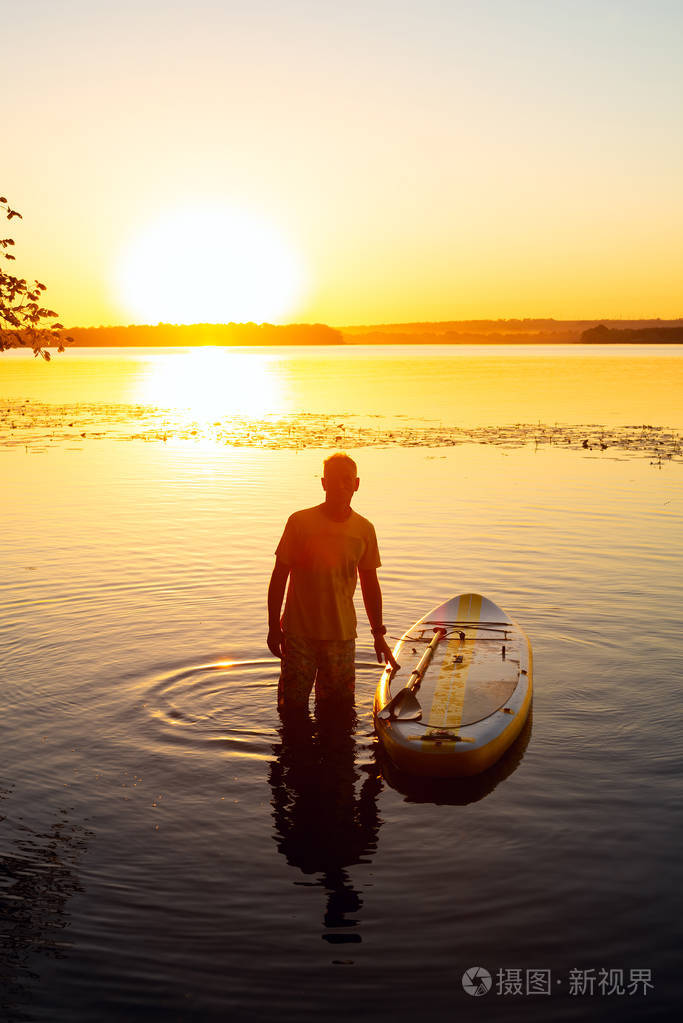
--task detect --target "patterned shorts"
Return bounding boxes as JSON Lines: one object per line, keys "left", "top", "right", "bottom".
{"left": 278, "top": 634, "right": 356, "bottom": 709}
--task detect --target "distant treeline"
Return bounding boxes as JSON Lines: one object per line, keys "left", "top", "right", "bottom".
{"left": 61, "top": 323, "right": 343, "bottom": 346}
{"left": 39, "top": 318, "right": 683, "bottom": 347}
{"left": 342, "top": 318, "right": 683, "bottom": 345}
{"left": 341, "top": 317, "right": 683, "bottom": 335}
{"left": 342, "top": 318, "right": 593, "bottom": 335}
{"left": 581, "top": 324, "right": 683, "bottom": 343}
{"left": 342, "top": 329, "right": 581, "bottom": 344}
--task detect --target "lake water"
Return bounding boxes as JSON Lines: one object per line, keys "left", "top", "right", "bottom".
{"left": 1, "top": 346, "right": 682, "bottom": 1021}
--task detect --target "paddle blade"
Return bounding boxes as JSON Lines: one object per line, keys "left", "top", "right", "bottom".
{"left": 377, "top": 687, "right": 423, "bottom": 721}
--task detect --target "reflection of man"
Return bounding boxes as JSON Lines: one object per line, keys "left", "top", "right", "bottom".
{"left": 268, "top": 702, "right": 382, "bottom": 941}
{"left": 268, "top": 453, "right": 398, "bottom": 712}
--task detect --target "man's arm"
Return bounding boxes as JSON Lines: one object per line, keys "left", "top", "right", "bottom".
{"left": 359, "top": 567, "right": 399, "bottom": 669}
{"left": 267, "top": 558, "right": 290, "bottom": 658}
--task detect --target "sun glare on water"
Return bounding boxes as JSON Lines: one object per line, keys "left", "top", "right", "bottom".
{"left": 137, "top": 349, "right": 286, "bottom": 421}
{"left": 116, "top": 205, "right": 306, "bottom": 325}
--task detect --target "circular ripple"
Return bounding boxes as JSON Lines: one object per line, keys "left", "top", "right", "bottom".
{"left": 128, "top": 657, "right": 381, "bottom": 764}
{"left": 136, "top": 659, "right": 277, "bottom": 758}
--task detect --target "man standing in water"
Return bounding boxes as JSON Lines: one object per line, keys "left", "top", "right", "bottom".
{"left": 268, "top": 453, "right": 398, "bottom": 712}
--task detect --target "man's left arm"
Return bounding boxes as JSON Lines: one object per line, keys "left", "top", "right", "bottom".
{"left": 359, "top": 568, "right": 399, "bottom": 669}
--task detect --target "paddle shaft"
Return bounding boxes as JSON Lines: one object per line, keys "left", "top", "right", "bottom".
{"left": 404, "top": 627, "right": 448, "bottom": 694}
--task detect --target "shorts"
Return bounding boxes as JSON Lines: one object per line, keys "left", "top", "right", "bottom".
{"left": 278, "top": 634, "right": 356, "bottom": 709}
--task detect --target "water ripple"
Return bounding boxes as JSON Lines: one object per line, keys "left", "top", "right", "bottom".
{"left": 123, "top": 658, "right": 381, "bottom": 764}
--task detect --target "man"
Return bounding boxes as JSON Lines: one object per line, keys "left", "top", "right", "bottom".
{"left": 268, "top": 453, "right": 398, "bottom": 712}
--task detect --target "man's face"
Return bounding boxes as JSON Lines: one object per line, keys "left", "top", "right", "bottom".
{"left": 322, "top": 464, "right": 359, "bottom": 508}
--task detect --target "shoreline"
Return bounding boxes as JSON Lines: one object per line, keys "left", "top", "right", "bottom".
{"left": 6, "top": 339, "right": 683, "bottom": 351}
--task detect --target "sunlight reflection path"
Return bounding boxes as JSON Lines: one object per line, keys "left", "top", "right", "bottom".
{"left": 134, "top": 349, "right": 286, "bottom": 420}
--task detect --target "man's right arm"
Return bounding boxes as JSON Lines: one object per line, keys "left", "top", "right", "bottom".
{"left": 267, "top": 557, "right": 290, "bottom": 658}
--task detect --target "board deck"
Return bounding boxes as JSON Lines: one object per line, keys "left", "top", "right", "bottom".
{"left": 373, "top": 594, "right": 533, "bottom": 777}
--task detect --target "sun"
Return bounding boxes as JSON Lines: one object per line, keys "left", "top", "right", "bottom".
{"left": 115, "top": 203, "right": 306, "bottom": 324}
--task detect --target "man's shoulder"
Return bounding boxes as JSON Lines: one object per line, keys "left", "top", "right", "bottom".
{"left": 285, "top": 505, "right": 376, "bottom": 533}
{"left": 284, "top": 505, "right": 324, "bottom": 530}
{"left": 350, "top": 509, "right": 376, "bottom": 532}
{"left": 288, "top": 504, "right": 323, "bottom": 523}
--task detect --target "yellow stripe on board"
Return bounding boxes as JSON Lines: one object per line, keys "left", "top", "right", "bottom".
{"left": 425, "top": 593, "right": 482, "bottom": 730}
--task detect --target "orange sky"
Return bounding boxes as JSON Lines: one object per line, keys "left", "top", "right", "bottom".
{"left": 6, "top": 0, "right": 683, "bottom": 327}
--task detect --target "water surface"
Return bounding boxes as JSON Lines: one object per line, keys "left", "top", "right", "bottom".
{"left": 2, "top": 347, "right": 681, "bottom": 1020}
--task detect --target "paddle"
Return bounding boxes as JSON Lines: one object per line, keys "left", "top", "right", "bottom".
{"left": 377, "top": 626, "right": 448, "bottom": 721}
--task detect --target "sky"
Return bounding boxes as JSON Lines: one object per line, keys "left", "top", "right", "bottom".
{"left": 6, "top": 0, "right": 683, "bottom": 326}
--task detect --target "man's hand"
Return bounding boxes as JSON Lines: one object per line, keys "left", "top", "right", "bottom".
{"left": 268, "top": 625, "right": 285, "bottom": 659}
{"left": 267, "top": 559, "right": 289, "bottom": 660}
{"left": 374, "top": 634, "right": 399, "bottom": 670}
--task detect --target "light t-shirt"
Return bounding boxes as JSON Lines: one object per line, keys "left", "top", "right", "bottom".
{"left": 275, "top": 504, "right": 381, "bottom": 640}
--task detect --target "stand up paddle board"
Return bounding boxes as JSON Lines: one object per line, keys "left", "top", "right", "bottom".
{"left": 374, "top": 594, "right": 532, "bottom": 777}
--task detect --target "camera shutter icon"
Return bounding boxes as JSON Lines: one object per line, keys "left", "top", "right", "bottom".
{"left": 462, "top": 967, "right": 492, "bottom": 996}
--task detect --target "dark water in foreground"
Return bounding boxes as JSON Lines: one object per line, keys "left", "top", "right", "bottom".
{"left": 2, "top": 348, "right": 682, "bottom": 1020}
